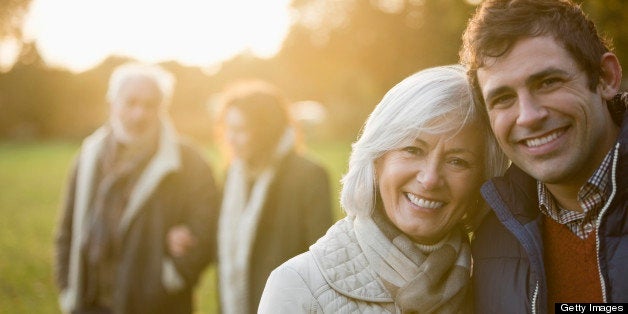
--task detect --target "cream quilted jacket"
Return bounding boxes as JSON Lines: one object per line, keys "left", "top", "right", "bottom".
{"left": 258, "top": 217, "right": 399, "bottom": 313}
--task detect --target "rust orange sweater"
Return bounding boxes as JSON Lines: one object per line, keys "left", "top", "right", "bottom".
{"left": 543, "top": 216, "right": 603, "bottom": 313}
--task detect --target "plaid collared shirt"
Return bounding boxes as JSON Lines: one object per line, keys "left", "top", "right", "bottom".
{"left": 537, "top": 148, "right": 616, "bottom": 239}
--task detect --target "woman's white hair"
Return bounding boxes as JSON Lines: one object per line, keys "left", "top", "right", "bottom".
{"left": 106, "top": 62, "right": 175, "bottom": 106}
{"left": 341, "top": 64, "right": 509, "bottom": 218}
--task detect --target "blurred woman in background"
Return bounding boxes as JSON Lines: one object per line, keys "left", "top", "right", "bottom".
{"left": 258, "top": 65, "right": 509, "bottom": 313}
{"left": 214, "top": 80, "right": 334, "bottom": 314}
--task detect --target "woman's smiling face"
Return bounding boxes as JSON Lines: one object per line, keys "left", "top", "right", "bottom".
{"left": 375, "top": 123, "right": 485, "bottom": 244}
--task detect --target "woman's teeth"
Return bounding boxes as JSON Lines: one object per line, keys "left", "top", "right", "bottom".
{"left": 406, "top": 193, "right": 443, "bottom": 209}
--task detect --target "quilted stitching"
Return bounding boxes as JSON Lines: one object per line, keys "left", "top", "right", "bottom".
{"left": 310, "top": 217, "right": 393, "bottom": 301}
{"left": 260, "top": 218, "right": 398, "bottom": 313}
{"left": 318, "top": 288, "right": 395, "bottom": 313}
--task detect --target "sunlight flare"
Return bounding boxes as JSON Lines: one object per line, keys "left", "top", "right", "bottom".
{"left": 23, "top": 0, "right": 292, "bottom": 72}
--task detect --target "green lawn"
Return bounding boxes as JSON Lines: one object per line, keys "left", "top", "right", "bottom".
{"left": 0, "top": 140, "right": 349, "bottom": 313}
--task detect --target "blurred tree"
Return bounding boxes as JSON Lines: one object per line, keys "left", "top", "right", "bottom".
{"left": 582, "top": 0, "right": 628, "bottom": 78}
{"left": 275, "top": 0, "right": 628, "bottom": 140}
{"left": 0, "top": 0, "right": 626, "bottom": 141}
{"left": 276, "top": 0, "right": 476, "bottom": 140}
{"left": 0, "top": 42, "right": 48, "bottom": 139}
{"left": 0, "top": 0, "right": 32, "bottom": 40}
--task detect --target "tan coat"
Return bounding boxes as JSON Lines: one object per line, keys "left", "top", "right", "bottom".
{"left": 259, "top": 217, "right": 398, "bottom": 313}
{"left": 218, "top": 151, "right": 333, "bottom": 314}
{"left": 55, "top": 122, "right": 220, "bottom": 314}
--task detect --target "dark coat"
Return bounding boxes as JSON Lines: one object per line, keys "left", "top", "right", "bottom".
{"left": 220, "top": 151, "right": 334, "bottom": 314}
{"left": 55, "top": 124, "right": 220, "bottom": 314}
{"left": 472, "top": 108, "right": 628, "bottom": 313}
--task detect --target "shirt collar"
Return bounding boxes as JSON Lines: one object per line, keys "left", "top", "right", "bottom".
{"left": 537, "top": 148, "right": 615, "bottom": 223}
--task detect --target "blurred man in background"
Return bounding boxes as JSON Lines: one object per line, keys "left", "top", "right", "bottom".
{"left": 55, "top": 62, "right": 219, "bottom": 314}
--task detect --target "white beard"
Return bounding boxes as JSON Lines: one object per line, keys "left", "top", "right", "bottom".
{"left": 110, "top": 117, "right": 135, "bottom": 144}
{"left": 109, "top": 117, "right": 157, "bottom": 146}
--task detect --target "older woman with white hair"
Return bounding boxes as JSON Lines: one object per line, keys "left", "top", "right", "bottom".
{"left": 258, "top": 65, "right": 509, "bottom": 313}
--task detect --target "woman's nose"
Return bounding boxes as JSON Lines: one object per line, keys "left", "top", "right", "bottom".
{"left": 416, "top": 160, "right": 442, "bottom": 190}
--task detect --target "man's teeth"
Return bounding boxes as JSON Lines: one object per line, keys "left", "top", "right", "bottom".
{"left": 406, "top": 193, "right": 443, "bottom": 209}
{"left": 525, "top": 130, "right": 562, "bottom": 147}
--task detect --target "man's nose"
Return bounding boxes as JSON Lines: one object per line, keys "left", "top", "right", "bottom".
{"left": 516, "top": 92, "right": 549, "bottom": 127}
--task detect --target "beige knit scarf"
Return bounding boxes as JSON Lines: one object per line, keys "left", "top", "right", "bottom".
{"left": 353, "top": 209, "right": 472, "bottom": 313}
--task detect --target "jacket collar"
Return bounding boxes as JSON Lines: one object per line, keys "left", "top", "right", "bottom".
{"left": 483, "top": 164, "right": 539, "bottom": 225}
{"left": 309, "top": 217, "right": 394, "bottom": 303}
{"left": 75, "top": 118, "right": 181, "bottom": 237}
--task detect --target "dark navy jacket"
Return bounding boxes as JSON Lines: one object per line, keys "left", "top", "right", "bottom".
{"left": 472, "top": 103, "right": 628, "bottom": 313}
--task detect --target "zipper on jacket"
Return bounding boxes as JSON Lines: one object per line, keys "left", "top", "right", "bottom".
{"left": 595, "top": 143, "right": 620, "bottom": 303}
{"left": 531, "top": 281, "right": 539, "bottom": 314}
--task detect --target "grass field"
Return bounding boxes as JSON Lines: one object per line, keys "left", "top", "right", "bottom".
{"left": 0, "top": 140, "right": 350, "bottom": 314}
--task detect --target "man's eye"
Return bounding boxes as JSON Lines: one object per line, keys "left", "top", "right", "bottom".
{"left": 489, "top": 94, "right": 515, "bottom": 109}
{"left": 540, "top": 77, "right": 561, "bottom": 89}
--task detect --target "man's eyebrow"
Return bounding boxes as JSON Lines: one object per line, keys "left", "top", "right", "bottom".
{"left": 484, "top": 67, "right": 570, "bottom": 103}
{"left": 525, "top": 67, "right": 569, "bottom": 86}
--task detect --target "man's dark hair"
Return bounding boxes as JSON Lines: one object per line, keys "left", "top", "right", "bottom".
{"left": 460, "top": 0, "right": 613, "bottom": 107}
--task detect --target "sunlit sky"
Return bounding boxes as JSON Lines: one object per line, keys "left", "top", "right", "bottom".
{"left": 20, "top": 0, "right": 293, "bottom": 73}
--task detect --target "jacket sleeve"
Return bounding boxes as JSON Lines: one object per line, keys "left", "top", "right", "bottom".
{"left": 258, "top": 263, "right": 318, "bottom": 314}
{"left": 54, "top": 157, "right": 79, "bottom": 291}
{"left": 169, "top": 147, "right": 220, "bottom": 288}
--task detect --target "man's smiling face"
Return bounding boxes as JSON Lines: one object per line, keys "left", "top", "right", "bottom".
{"left": 477, "top": 36, "right": 619, "bottom": 187}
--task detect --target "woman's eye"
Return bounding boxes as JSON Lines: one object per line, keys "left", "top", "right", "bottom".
{"left": 448, "top": 158, "right": 470, "bottom": 168}
{"left": 401, "top": 146, "right": 421, "bottom": 155}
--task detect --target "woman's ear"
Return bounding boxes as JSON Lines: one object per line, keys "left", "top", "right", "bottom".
{"left": 598, "top": 52, "right": 623, "bottom": 100}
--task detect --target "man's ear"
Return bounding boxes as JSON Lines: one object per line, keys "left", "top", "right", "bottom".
{"left": 598, "top": 52, "right": 622, "bottom": 100}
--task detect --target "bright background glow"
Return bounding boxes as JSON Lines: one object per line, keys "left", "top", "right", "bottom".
{"left": 23, "top": 0, "right": 293, "bottom": 72}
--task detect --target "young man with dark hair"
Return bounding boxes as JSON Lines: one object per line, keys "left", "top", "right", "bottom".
{"left": 460, "top": 0, "right": 628, "bottom": 312}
